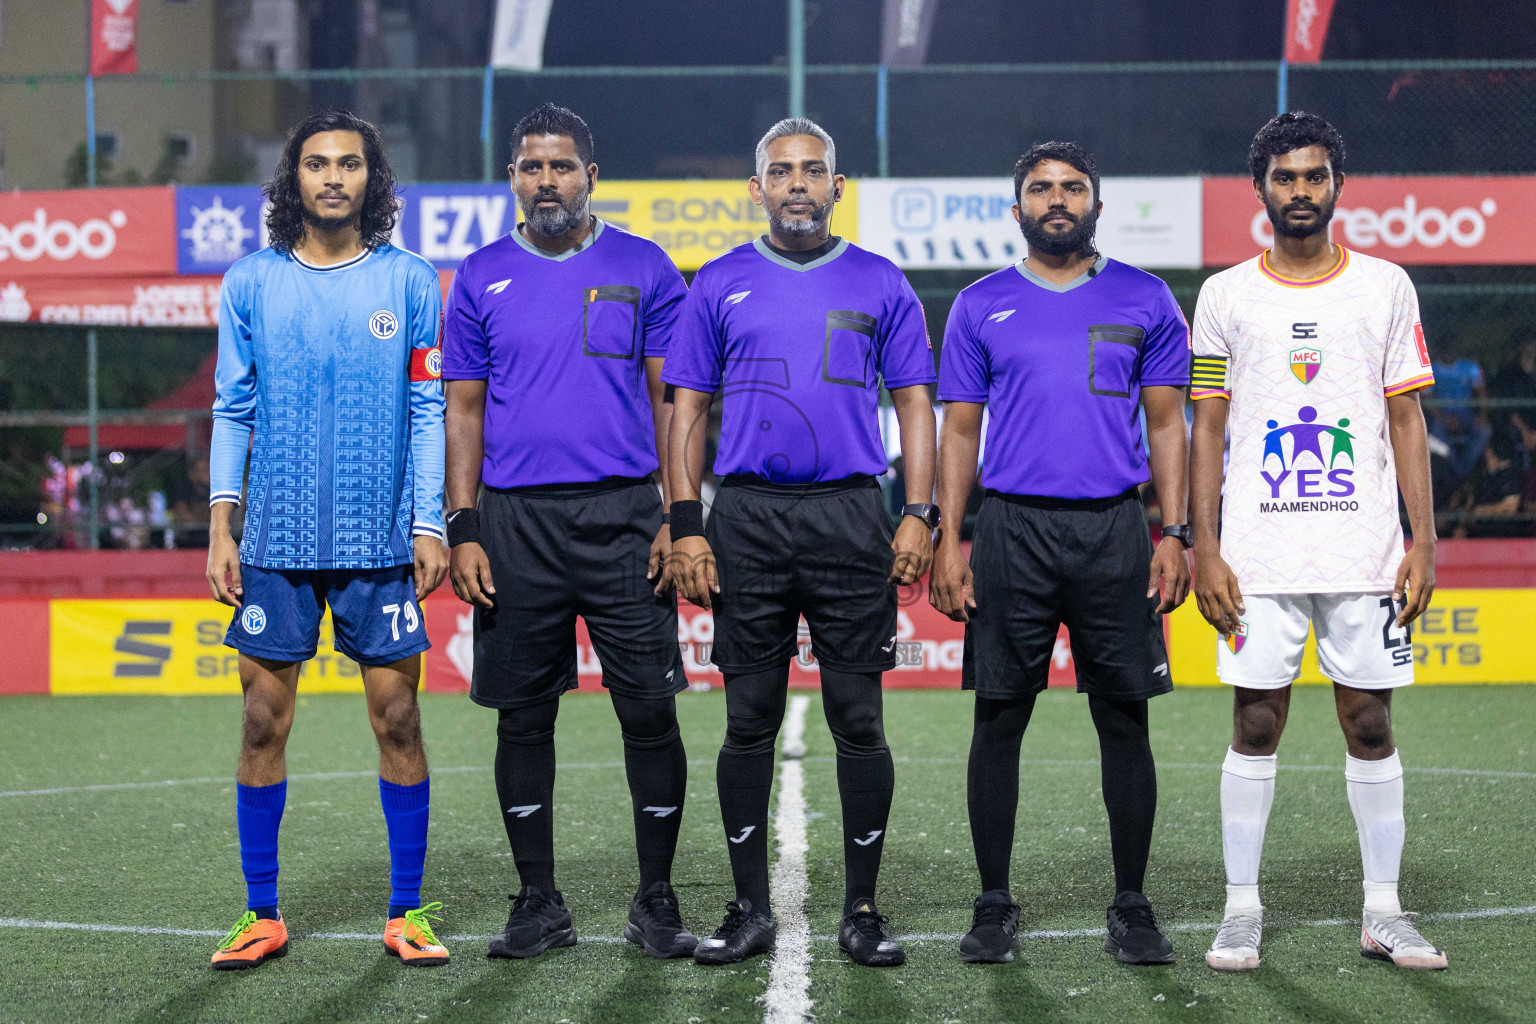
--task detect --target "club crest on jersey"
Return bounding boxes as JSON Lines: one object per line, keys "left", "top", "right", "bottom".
{"left": 1289, "top": 347, "right": 1321, "bottom": 384}
{"left": 1225, "top": 620, "right": 1247, "bottom": 655}
{"left": 369, "top": 310, "right": 398, "bottom": 340}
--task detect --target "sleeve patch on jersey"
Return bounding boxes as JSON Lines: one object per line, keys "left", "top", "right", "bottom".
{"left": 410, "top": 345, "right": 443, "bottom": 382}
{"left": 1413, "top": 322, "right": 1430, "bottom": 368}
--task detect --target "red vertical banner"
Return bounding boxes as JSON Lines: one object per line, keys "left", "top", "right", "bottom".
{"left": 1284, "top": 0, "right": 1336, "bottom": 64}
{"left": 91, "top": 0, "right": 140, "bottom": 76}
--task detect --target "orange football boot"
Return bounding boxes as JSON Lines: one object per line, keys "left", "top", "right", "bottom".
{"left": 211, "top": 910, "right": 289, "bottom": 969}
{"left": 384, "top": 902, "right": 450, "bottom": 966}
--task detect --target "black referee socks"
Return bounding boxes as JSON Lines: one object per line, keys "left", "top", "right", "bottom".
{"left": 820, "top": 667, "right": 895, "bottom": 917}
{"left": 1087, "top": 695, "right": 1157, "bottom": 896}
{"left": 611, "top": 694, "right": 689, "bottom": 892}
{"left": 495, "top": 701, "right": 560, "bottom": 893}
{"left": 716, "top": 665, "right": 789, "bottom": 911}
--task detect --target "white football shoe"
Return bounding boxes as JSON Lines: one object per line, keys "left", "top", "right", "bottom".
{"left": 1361, "top": 911, "right": 1448, "bottom": 970}
{"left": 1205, "top": 909, "right": 1262, "bottom": 971}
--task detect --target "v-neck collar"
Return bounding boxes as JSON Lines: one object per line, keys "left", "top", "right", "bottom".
{"left": 512, "top": 218, "right": 606, "bottom": 262}
{"left": 752, "top": 235, "right": 850, "bottom": 272}
{"left": 1013, "top": 255, "right": 1109, "bottom": 293}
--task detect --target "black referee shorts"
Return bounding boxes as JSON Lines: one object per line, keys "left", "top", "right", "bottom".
{"left": 707, "top": 474, "right": 898, "bottom": 674}
{"left": 962, "top": 488, "right": 1172, "bottom": 702}
{"left": 470, "top": 477, "right": 686, "bottom": 710}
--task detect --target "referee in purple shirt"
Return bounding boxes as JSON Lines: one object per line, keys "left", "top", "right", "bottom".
{"left": 441, "top": 105, "right": 696, "bottom": 962}
{"left": 665, "top": 119, "right": 939, "bottom": 968}
{"left": 931, "top": 142, "right": 1192, "bottom": 966}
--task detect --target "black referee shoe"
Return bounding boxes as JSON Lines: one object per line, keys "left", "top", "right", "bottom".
{"left": 959, "top": 890, "right": 1021, "bottom": 964}
{"left": 1104, "top": 891, "right": 1176, "bottom": 965}
{"left": 487, "top": 886, "right": 577, "bottom": 960}
{"left": 623, "top": 881, "right": 698, "bottom": 959}
{"left": 693, "top": 899, "right": 776, "bottom": 965}
{"left": 839, "top": 899, "right": 906, "bottom": 967}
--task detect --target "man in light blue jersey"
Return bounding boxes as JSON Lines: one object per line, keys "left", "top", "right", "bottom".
{"left": 205, "top": 111, "right": 450, "bottom": 970}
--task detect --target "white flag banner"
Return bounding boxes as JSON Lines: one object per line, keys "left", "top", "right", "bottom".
{"left": 490, "top": 0, "right": 554, "bottom": 71}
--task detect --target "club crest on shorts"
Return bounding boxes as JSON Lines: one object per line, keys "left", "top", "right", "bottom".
{"left": 1289, "top": 347, "right": 1321, "bottom": 384}
{"left": 1225, "top": 620, "right": 1248, "bottom": 654}
{"left": 241, "top": 604, "right": 268, "bottom": 635}
{"left": 369, "top": 309, "right": 398, "bottom": 340}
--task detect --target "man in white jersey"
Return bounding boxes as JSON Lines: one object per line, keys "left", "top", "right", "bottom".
{"left": 1189, "top": 113, "right": 1446, "bottom": 972}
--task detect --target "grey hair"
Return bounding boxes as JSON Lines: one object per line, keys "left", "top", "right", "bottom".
{"left": 754, "top": 118, "right": 836, "bottom": 179}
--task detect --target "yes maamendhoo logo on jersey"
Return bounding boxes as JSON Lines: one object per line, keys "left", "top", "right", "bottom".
{"left": 1259, "top": 405, "right": 1358, "bottom": 512}
{"left": 241, "top": 605, "right": 268, "bottom": 636}
{"left": 369, "top": 310, "right": 398, "bottom": 340}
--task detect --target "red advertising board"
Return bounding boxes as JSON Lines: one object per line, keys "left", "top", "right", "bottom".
{"left": 0, "top": 187, "right": 176, "bottom": 278}
{"left": 0, "top": 275, "right": 221, "bottom": 326}
{"left": 1203, "top": 176, "right": 1536, "bottom": 266}
{"left": 421, "top": 586, "right": 1082, "bottom": 694}
{"left": 91, "top": 0, "right": 140, "bottom": 76}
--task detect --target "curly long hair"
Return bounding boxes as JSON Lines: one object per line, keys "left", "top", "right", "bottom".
{"left": 263, "top": 110, "right": 400, "bottom": 254}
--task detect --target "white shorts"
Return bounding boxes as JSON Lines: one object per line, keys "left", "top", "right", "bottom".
{"left": 1216, "top": 592, "right": 1415, "bottom": 690}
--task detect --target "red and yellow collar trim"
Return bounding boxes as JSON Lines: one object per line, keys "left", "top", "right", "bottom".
{"left": 1259, "top": 245, "right": 1349, "bottom": 288}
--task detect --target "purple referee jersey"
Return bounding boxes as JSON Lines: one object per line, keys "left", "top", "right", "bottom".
{"left": 662, "top": 238, "right": 936, "bottom": 483}
{"left": 938, "top": 257, "right": 1189, "bottom": 499}
{"left": 440, "top": 219, "right": 687, "bottom": 488}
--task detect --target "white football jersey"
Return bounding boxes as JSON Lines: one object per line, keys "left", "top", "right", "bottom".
{"left": 1191, "top": 247, "right": 1434, "bottom": 595}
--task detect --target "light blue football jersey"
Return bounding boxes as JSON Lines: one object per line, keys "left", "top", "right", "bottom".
{"left": 210, "top": 245, "right": 446, "bottom": 570}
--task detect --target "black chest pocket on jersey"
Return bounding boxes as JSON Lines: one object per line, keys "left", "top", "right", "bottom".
{"left": 1088, "top": 323, "right": 1145, "bottom": 398}
{"left": 823, "top": 310, "right": 878, "bottom": 387}
{"left": 583, "top": 285, "right": 641, "bottom": 359}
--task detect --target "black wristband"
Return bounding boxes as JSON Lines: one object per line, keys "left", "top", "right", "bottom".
{"left": 661, "top": 512, "right": 672, "bottom": 525}
{"left": 669, "top": 500, "right": 704, "bottom": 540}
{"left": 445, "top": 507, "right": 480, "bottom": 547}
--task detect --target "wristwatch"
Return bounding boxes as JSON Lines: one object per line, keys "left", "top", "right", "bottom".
{"left": 902, "top": 503, "right": 942, "bottom": 529}
{"left": 1161, "top": 524, "right": 1192, "bottom": 548}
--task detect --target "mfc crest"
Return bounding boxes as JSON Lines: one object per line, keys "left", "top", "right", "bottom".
{"left": 1290, "top": 347, "right": 1321, "bottom": 384}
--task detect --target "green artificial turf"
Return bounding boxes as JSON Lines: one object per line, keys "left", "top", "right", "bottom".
{"left": 1, "top": 685, "right": 1531, "bottom": 1024}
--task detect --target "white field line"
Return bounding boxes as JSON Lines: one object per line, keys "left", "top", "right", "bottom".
{"left": 3, "top": 904, "right": 1532, "bottom": 947}
{"left": 763, "top": 695, "right": 813, "bottom": 1024}
{"left": 7, "top": 757, "right": 1530, "bottom": 801}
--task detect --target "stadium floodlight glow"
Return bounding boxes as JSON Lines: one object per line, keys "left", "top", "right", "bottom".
{"left": 108, "top": 451, "right": 126, "bottom": 464}
{"left": 36, "top": 512, "right": 47, "bottom": 524}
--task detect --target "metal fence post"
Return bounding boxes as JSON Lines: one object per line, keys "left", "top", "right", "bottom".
{"left": 1277, "top": 58, "right": 1288, "bottom": 115}
{"left": 481, "top": 64, "right": 496, "bottom": 183}
{"left": 787, "top": 0, "right": 805, "bottom": 117}
{"left": 86, "top": 75, "right": 97, "bottom": 187}
{"left": 87, "top": 328, "right": 100, "bottom": 548}
{"left": 876, "top": 63, "right": 890, "bottom": 177}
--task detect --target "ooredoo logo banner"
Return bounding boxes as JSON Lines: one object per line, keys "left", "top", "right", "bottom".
{"left": 0, "top": 187, "right": 176, "bottom": 277}
{"left": 1203, "top": 176, "right": 1536, "bottom": 266}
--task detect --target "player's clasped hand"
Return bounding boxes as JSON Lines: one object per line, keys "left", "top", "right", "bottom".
{"left": 647, "top": 524, "right": 673, "bottom": 595}
{"left": 1393, "top": 543, "right": 1436, "bottom": 628}
{"left": 1147, "top": 536, "right": 1191, "bottom": 614}
{"left": 670, "top": 535, "right": 719, "bottom": 610}
{"left": 888, "top": 516, "right": 934, "bottom": 587}
{"left": 1193, "top": 547, "right": 1247, "bottom": 635}
{"left": 413, "top": 535, "right": 450, "bottom": 602}
{"left": 449, "top": 540, "right": 497, "bottom": 609}
{"left": 206, "top": 531, "right": 244, "bottom": 607}
{"left": 928, "top": 540, "right": 976, "bottom": 623}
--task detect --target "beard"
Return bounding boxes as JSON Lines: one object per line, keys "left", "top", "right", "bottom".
{"left": 521, "top": 186, "right": 588, "bottom": 237}
{"left": 766, "top": 195, "right": 834, "bottom": 238}
{"left": 301, "top": 195, "right": 358, "bottom": 234}
{"left": 1019, "top": 206, "right": 1099, "bottom": 257}
{"left": 1265, "top": 193, "right": 1337, "bottom": 240}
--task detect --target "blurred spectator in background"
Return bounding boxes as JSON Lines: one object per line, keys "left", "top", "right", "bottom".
{"left": 1426, "top": 340, "right": 1490, "bottom": 493}
{"left": 1479, "top": 339, "right": 1536, "bottom": 525}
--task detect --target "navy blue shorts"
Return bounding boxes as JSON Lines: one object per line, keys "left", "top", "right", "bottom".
{"left": 225, "top": 563, "right": 430, "bottom": 667}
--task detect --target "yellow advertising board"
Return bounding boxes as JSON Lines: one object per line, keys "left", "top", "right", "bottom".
{"left": 49, "top": 599, "right": 367, "bottom": 696}
{"left": 1167, "top": 588, "right": 1536, "bottom": 686}
{"left": 594, "top": 180, "right": 859, "bottom": 270}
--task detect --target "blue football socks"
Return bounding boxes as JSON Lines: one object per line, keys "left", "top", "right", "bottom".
{"left": 380, "top": 776, "right": 431, "bottom": 918}
{"left": 236, "top": 779, "right": 287, "bottom": 917}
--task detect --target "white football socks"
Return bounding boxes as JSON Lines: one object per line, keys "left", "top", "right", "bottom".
{"left": 1345, "top": 750, "right": 1406, "bottom": 916}
{"left": 1221, "top": 747, "right": 1277, "bottom": 914}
